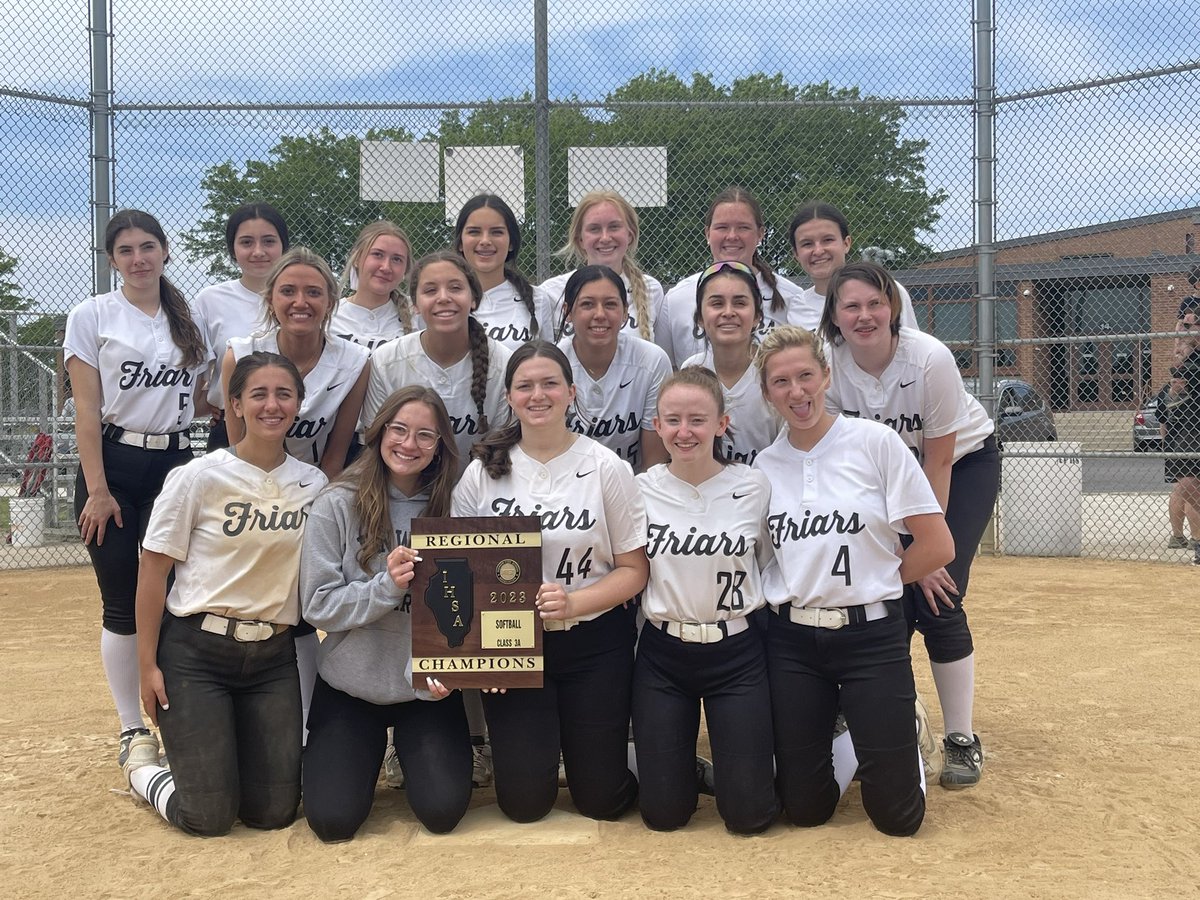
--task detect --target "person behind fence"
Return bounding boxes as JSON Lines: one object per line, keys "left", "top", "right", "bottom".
{"left": 192, "top": 202, "right": 289, "bottom": 452}
{"left": 63, "top": 208, "right": 210, "bottom": 773}
{"left": 753, "top": 325, "right": 953, "bottom": 837}
{"left": 632, "top": 366, "right": 778, "bottom": 835}
{"left": 331, "top": 220, "right": 416, "bottom": 352}
{"left": 221, "top": 247, "right": 370, "bottom": 735}
{"left": 1160, "top": 306, "right": 1200, "bottom": 566}
{"left": 452, "top": 341, "right": 649, "bottom": 823}
{"left": 787, "top": 201, "right": 920, "bottom": 332}
{"left": 679, "top": 261, "right": 782, "bottom": 465}
{"left": 556, "top": 265, "right": 672, "bottom": 471}
{"left": 453, "top": 194, "right": 555, "bottom": 351}
{"left": 125, "top": 351, "right": 326, "bottom": 835}
{"left": 820, "top": 261, "right": 1000, "bottom": 789}
{"left": 540, "top": 191, "right": 665, "bottom": 341}
{"left": 657, "top": 187, "right": 804, "bottom": 367}
{"left": 299, "top": 386, "right": 473, "bottom": 841}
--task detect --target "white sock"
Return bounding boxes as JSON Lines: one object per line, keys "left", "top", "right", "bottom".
{"left": 832, "top": 729, "right": 858, "bottom": 798}
{"left": 130, "top": 765, "right": 176, "bottom": 822}
{"left": 916, "top": 724, "right": 927, "bottom": 796}
{"left": 101, "top": 628, "right": 144, "bottom": 732}
{"left": 294, "top": 632, "right": 319, "bottom": 741}
{"left": 931, "top": 654, "right": 975, "bottom": 737}
{"left": 626, "top": 740, "right": 639, "bottom": 780}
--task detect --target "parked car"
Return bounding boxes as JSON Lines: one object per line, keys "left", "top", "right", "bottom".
{"left": 962, "top": 377, "right": 1058, "bottom": 443}
{"left": 1133, "top": 390, "right": 1163, "bottom": 452}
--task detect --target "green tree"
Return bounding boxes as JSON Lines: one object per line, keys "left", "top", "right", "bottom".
{"left": 185, "top": 72, "right": 946, "bottom": 287}
{"left": 182, "top": 126, "right": 449, "bottom": 281}
{"left": 0, "top": 248, "right": 31, "bottom": 312}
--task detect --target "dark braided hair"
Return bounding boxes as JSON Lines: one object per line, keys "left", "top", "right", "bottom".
{"left": 706, "top": 187, "right": 781, "bottom": 313}
{"left": 105, "top": 210, "right": 206, "bottom": 368}
{"left": 474, "top": 341, "right": 573, "bottom": 479}
{"left": 454, "top": 194, "right": 540, "bottom": 338}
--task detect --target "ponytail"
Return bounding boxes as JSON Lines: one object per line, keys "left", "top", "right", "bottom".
{"left": 466, "top": 316, "right": 491, "bottom": 432}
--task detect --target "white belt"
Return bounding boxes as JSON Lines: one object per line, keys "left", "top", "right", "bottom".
{"left": 107, "top": 427, "right": 190, "bottom": 451}
{"left": 772, "top": 601, "right": 890, "bottom": 630}
{"left": 543, "top": 617, "right": 583, "bottom": 632}
{"left": 199, "top": 613, "right": 287, "bottom": 642}
{"left": 654, "top": 617, "right": 751, "bottom": 644}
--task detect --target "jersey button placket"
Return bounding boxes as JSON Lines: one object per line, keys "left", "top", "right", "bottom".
{"left": 802, "top": 457, "right": 817, "bottom": 504}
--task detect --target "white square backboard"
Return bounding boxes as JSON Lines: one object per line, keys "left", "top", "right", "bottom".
{"left": 567, "top": 146, "right": 668, "bottom": 207}
{"left": 444, "top": 146, "right": 526, "bottom": 223}
{"left": 359, "top": 141, "right": 440, "bottom": 203}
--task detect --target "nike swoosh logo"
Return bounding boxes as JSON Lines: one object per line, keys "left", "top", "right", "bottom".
{"left": 575, "top": 470, "right": 594, "bottom": 478}
{"left": 619, "top": 379, "right": 633, "bottom": 389}
{"left": 900, "top": 380, "right": 916, "bottom": 388}
{"left": 299, "top": 480, "right": 314, "bottom": 488}
{"left": 732, "top": 492, "right": 749, "bottom": 499}
{"left": 326, "top": 382, "right": 345, "bottom": 392}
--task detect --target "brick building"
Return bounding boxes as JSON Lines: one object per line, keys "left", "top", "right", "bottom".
{"left": 894, "top": 207, "right": 1199, "bottom": 411}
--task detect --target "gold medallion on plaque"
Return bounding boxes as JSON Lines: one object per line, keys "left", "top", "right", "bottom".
{"left": 496, "top": 558, "right": 521, "bottom": 584}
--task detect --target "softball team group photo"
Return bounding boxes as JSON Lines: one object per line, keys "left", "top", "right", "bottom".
{"left": 66, "top": 187, "right": 999, "bottom": 842}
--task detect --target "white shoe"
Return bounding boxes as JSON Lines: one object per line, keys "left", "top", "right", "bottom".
{"left": 122, "top": 732, "right": 161, "bottom": 805}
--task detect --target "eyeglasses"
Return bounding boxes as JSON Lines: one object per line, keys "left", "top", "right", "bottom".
{"left": 699, "top": 260, "right": 755, "bottom": 286}
{"left": 384, "top": 423, "right": 439, "bottom": 450}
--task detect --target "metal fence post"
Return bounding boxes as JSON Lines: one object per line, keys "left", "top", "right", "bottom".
{"left": 973, "top": 0, "right": 996, "bottom": 420}
{"left": 89, "top": 0, "right": 114, "bottom": 295}
{"left": 533, "top": 0, "right": 550, "bottom": 282}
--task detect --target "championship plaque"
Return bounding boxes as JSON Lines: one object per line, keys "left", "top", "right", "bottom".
{"left": 409, "top": 516, "right": 544, "bottom": 689}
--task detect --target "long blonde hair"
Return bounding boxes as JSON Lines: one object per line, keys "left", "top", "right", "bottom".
{"left": 559, "top": 191, "right": 652, "bottom": 340}
{"left": 339, "top": 221, "right": 415, "bottom": 334}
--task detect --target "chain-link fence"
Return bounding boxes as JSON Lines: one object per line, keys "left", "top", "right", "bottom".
{"left": 2, "top": 0, "right": 1198, "bottom": 568}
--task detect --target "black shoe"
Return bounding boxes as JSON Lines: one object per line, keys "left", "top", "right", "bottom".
{"left": 940, "top": 732, "right": 984, "bottom": 789}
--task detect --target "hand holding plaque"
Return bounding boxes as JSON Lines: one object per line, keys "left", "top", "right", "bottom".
{"left": 409, "top": 516, "right": 544, "bottom": 690}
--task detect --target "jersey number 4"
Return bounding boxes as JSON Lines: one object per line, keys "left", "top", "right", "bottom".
{"left": 831, "top": 545, "right": 852, "bottom": 586}
{"left": 556, "top": 547, "right": 593, "bottom": 586}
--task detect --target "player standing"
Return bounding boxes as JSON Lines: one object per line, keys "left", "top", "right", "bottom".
{"left": 657, "top": 187, "right": 805, "bottom": 367}
{"left": 754, "top": 326, "right": 953, "bottom": 835}
{"left": 556, "top": 265, "right": 672, "bottom": 470}
{"left": 125, "top": 352, "right": 326, "bottom": 835}
{"left": 633, "top": 366, "right": 778, "bottom": 834}
{"left": 821, "top": 261, "right": 999, "bottom": 788}
{"left": 453, "top": 341, "right": 649, "bottom": 823}
{"left": 330, "top": 221, "right": 416, "bottom": 351}
{"left": 540, "top": 191, "right": 664, "bottom": 340}
{"left": 64, "top": 209, "right": 209, "bottom": 771}
{"left": 454, "top": 194, "right": 555, "bottom": 350}
{"left": 680, "top": 261, "right": 783, "bottom": 464}
{"left": 191, "top": 202, "right": 288, "bottom": 451}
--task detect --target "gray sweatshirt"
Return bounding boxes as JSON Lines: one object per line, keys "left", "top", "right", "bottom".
{"left": 300, "top": 482, "right": 433, "bottom": 705}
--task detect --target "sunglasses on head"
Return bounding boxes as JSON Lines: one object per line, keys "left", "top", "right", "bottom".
{"left": 699, "top": 260, "right": 755, "bottom": 286}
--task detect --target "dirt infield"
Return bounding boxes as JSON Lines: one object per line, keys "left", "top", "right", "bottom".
{"left": 1, "top": 556, "right": 1196, "bottom": 899}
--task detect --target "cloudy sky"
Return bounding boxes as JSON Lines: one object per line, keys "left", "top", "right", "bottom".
{"left": 3, "top": 0, "right": 1197, "bottom": 310}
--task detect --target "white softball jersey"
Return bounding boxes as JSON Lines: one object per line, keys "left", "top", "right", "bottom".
{"left": 558, "top": 332, "right": 672, "bottom": 468}
{"left": 191, "top": 278, "right": 268, "bottom": 408}
{"left": 681, "top": 348, "right": 783, "bottom": 465}
{"left": 825, "top": 327, "right": 994, "bottom": 465}
{"left": 329, "top": 299, "right": 412, "bottom": 353}
{"left": 472, "top": 280, "right": 557, "bottom": 350}
{"left": 228, "top": 330, "right": 369, "bottom": 467}
{"left": 636, "top": 463, "right": 772, "bottom": 624}
{"left": 794, "top": 281, "right": 920, "bottom": 334}
{"left": 754, "top": 416, "right": 942, "bottom": 610}
{"left": 64, "top": 289, "right": 212, "bottom": 434}
{"left": 363, "top": 330, "right": 513, "bottom": 466}
{"left": 142, "top": 450, "right": 326, "bottom": 624}
{"left": 540, "top": 270, "right": 666, "bottom": 341}
{"left": 452, "top": 435, "right": 647, "bottom": 624}
{"left": 658, "top": 270, "right": 804, "bottom": 368}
